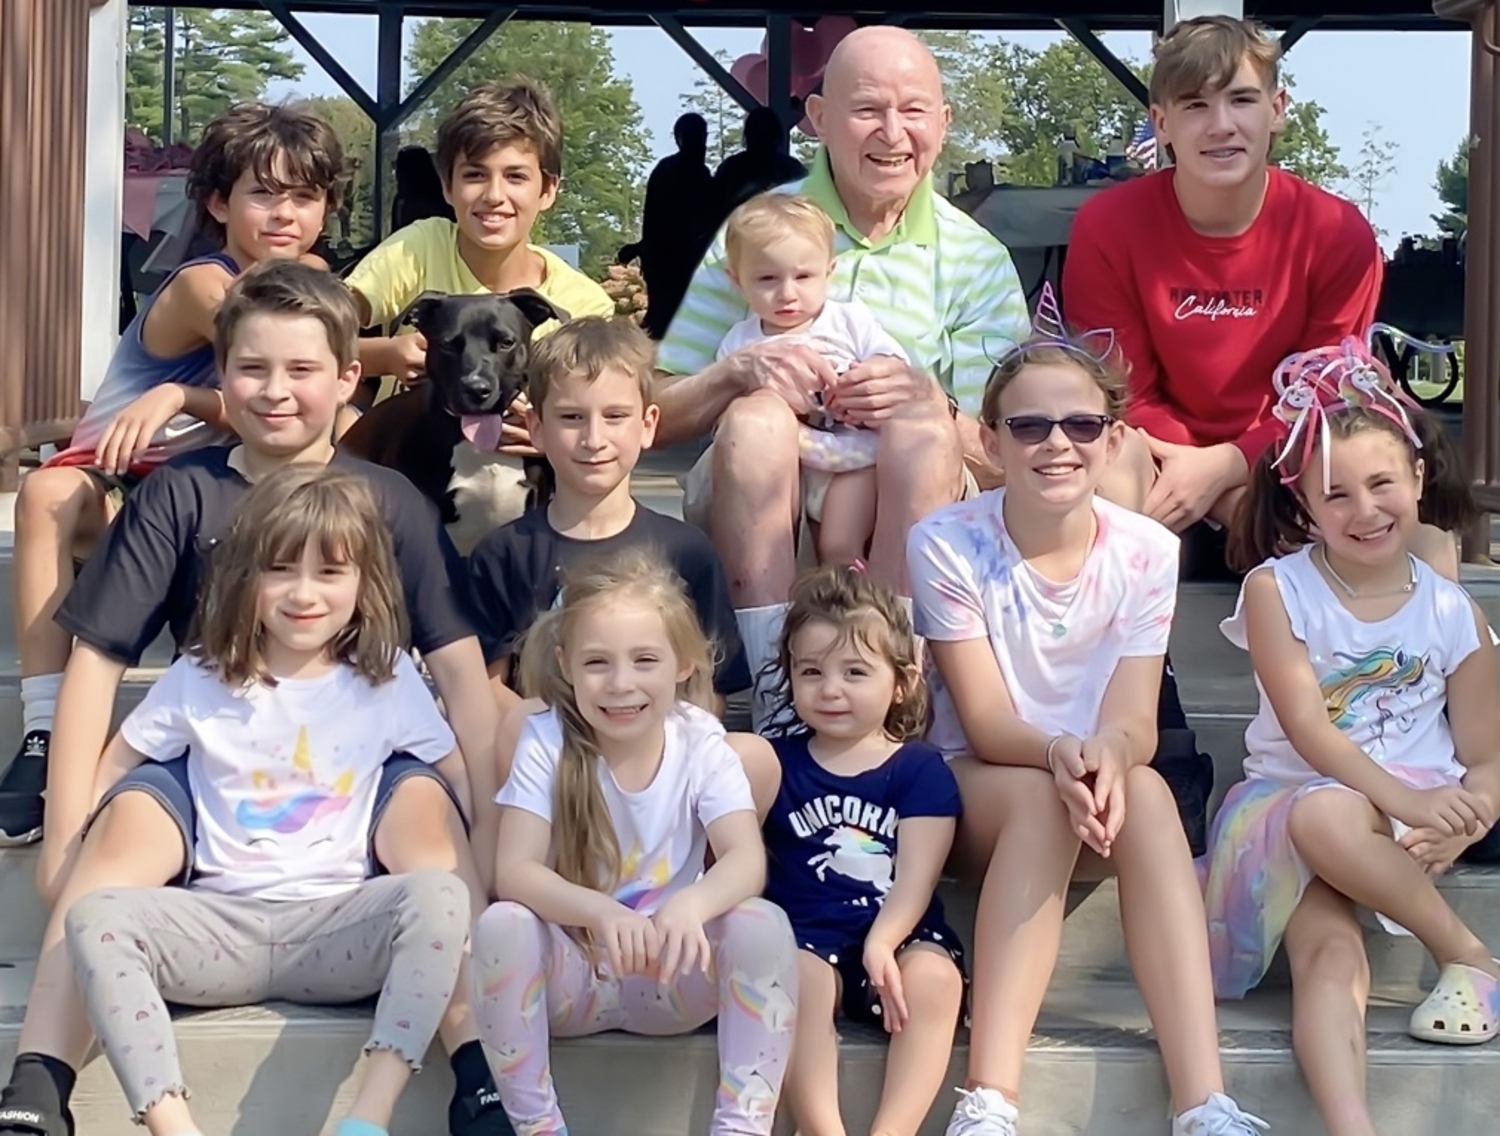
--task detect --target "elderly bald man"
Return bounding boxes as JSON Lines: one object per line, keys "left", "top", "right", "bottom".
{"left": 654, "top": 27, "right": 1029, "bottom": 724}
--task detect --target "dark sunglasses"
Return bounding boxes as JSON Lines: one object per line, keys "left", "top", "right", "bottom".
{"left": 1001, "top": 414, "right": 1114, "bottom": 445}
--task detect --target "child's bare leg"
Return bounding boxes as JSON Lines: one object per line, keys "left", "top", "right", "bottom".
{"left": 815, "top": 468, "right": 877, "bottom": 567}
{"left": 18, "top": 791, "right": 187, "bottom": 1067}
{"left": 1288, "top": 790, "right": 1496, "bottom": 974}
{"left": 347, "top": 1048, "right": 413, "bottom": 1127}
{"left": 1094, "top": 427, "right": 1154, "bottom": 515}
{"left": 1283, "top": 879, "right": 1378, "bottom": 1136}
{"left": 782, "top": 953, "right": 845, "bottom": 1136}
{"left": 869, "top": 945, "right": 963, "bottom": 1136}
{"left": 948, "top": 759, "right": 1080, "bottom": 1100}
{"left": 140, "top": 1093, "right": 197, "bottom": 1136}
{"left": 1110, "top": 765, "right": 1225, "bottom": 1113}
{"left": 14, "top": 468, "right": 111, "bottom": 679}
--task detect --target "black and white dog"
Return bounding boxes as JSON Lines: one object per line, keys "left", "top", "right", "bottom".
{"left": 341, "top": 289, "right": 567, "bottom": 554}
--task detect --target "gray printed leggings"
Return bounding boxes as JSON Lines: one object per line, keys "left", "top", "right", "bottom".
{"left": 64, "top": 869, "right": 469, "bottom": 1121}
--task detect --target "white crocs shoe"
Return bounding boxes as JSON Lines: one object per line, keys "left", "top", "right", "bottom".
{"left": 1172, "top": 1092, "right": 1270, "bottom": 1135}
{"left": 944, "top": 1086, "right": 1019, "bottom": 1136}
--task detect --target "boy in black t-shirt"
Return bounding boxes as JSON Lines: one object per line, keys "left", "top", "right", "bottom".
{"left": 467, "top": 316, "right": 750, "bottom": 708}
{"left": 0, "top": 261, "right": 513, "bottom": 1136}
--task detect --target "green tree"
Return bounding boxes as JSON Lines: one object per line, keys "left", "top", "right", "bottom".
{"left": 297, "top": 96, "right": 376, "bottom": 253}
{"left": 1273, "top": 75, "right": 1347, "bottom": 189}
{"left": 1432, "top": 139, "right": 1468, "bottom": 238}
{"left": 924, "top": 32, "right": 1145, "bottom": 187}
{"left": 679, "top": 49, "right": 744, "bottom": 166}
{"left": 406, "top": 19, "right": 650, "bottom": 277}
{"left": 125, "top": 8, "right": 302, "bottom": 144}
{"left": 922, "top": 31, "right": 1342, "bottom": 191}
{"left": 1344, "top": 123, "right": 1400, "bottom": 239}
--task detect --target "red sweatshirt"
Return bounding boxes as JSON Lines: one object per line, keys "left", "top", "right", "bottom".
{"left": 1062, "top": 167, "right": 1382, "bottom": 464}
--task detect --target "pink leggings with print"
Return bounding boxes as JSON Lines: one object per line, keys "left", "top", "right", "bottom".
{"left": 471, "top": 896, "right": 797, "bottom": 1136}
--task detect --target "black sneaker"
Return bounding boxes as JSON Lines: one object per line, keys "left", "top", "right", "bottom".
{"left": 0, "top": 731, "right": 48, "bottom": 847}
{"left": 448, "top": 1082, "right": 515, "bottom": 1136}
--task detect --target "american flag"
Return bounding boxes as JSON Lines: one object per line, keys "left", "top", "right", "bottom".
{"left": 1126, "top": 121, "right": 1158, "bottom": 169}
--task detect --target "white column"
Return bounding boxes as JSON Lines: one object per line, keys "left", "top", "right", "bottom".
{"left": 81, "top": 0, "right": 127, "bottom": 402}
{"left": 1164, "top": 0, "right": 1244, "bottom": 31}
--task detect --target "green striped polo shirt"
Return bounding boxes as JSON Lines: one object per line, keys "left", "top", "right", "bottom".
{"left": 657, "top": 147, "right": 1031, "bottom": 417}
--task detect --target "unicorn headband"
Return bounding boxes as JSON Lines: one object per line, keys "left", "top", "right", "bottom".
{"left": 1269, "top": 334, "right": 1423, "bottom": 492}
{"left": 983, "top": 282, "right": 1118, "bottom": 369}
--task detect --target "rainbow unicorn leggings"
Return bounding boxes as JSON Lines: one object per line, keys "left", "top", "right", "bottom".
{"left": 63, "top": 870, "right": 470, "bottom": 1121}
{"left": 472, "top": 896, "right": 798, "bottom": 1136}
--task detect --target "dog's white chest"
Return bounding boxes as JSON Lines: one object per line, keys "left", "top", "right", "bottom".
{"left": 446, "top": 441, "right": 530, "bottom": 554}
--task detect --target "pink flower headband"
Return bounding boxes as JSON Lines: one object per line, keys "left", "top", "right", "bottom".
{"left": 983, "top": 282, "right": 1117, "bottom": 369}
{"left": 1270, "top": 330, "right": 1424, "bottom": 492}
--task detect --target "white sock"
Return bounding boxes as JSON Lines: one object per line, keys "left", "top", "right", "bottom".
{"left": 735, "top": 604, "right": 789, "bottom": 732}
{"left": 20, "top": 674, "right": 61, "bottom": 736}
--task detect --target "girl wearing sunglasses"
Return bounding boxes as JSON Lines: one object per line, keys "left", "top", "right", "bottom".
{"left": 906, "top": 335, "right": 1267, "bottom": 1136}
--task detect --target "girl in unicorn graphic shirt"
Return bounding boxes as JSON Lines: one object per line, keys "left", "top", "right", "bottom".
{"left": 760, "top": 565, "right": 964, "bottom": 1136}
{"left": 471, "top": 549, "right": 798, "bottom": 1136}
{"left": 60, "top": 465, "right": 472, "bottom": 1136}
{"left": 1203, "top": 340, "right": 1500, "bottom": 1135}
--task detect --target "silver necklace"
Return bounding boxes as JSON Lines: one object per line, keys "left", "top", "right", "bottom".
{"left": 1318, "top": 544, "right": 1416, "bottom": 598}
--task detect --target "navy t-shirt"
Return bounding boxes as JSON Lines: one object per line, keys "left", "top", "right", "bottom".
{"left": 763, "top": 733, "right": 961, "bottom": 953}
{"left": 57, "top": 446, "right": 475, "bottom": 664}
{"left": 466, "top": 501, "right": 751, "bottom": 695}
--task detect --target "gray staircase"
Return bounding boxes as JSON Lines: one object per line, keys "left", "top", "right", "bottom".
{"left": 5, "top": 505, "right": 1500, "bottom": 1133}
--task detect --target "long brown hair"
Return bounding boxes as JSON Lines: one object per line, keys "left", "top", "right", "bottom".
{"left": 516, "top": 548, "right": 715, "bottom": 901}
{"left": 765, "top": 565, "right": 928, "bottom": 740}
{"left": 189, "top": 464, "right": 409, "bottom": 687}
{"left": 1229, "top": 404, "right": 1476, "bottom": 571}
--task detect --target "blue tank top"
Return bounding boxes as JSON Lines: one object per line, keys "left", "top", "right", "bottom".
{"left": 66, "top": 252, "right": 239, "bottom": 461}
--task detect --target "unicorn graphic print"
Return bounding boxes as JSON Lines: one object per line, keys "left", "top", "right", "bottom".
{"left": 1320, "top": 647, "right": 1426, "bottom": 738}
{"left": 807, "top": 825, "right": 894, "bottom": 896}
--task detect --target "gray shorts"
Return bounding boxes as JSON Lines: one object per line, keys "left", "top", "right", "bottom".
{"left": 91, "top": 753, "right": 465, "bottom": 885}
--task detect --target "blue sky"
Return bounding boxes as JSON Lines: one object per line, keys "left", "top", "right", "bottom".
{"left": 267, "top": 15, "right": 1471, "bottom": 248}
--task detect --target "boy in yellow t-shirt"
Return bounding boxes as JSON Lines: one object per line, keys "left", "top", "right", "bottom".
{"left": 348, "top": 78, "right": 613, "bottom": 401}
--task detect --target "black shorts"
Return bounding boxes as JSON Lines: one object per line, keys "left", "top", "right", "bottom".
{"left": 802, "top": 920, "right": 967, "bottom": 1029}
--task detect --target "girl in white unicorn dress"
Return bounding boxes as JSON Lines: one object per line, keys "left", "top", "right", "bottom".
{"left": 1203, "top": 339, "right": 1500, "bottom": 1136}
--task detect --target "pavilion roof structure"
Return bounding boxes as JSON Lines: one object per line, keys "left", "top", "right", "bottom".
{"left": 188, "top": 0, "right": 1449, "bottom": 32}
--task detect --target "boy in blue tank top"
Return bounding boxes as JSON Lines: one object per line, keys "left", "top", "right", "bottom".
{"left": 2, "top": 103, "right": 345, "bottom": 838}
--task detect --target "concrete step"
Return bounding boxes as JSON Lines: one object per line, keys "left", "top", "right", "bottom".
{"left": 1, "top": 960, "right": 1496, "bottom": 1135}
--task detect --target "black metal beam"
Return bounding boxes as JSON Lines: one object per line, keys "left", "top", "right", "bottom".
{"left": 652, "top": 15, "right": 759, "bottom": 113}
{"left": 387, "top": 7, "right": 516, "bottom": 131}
{"left": 260, "top": 0, "right": 379, "bottom": 120}
{"left": 1056, "top": 18, "right": 1150, "bottom": 110}
{"left": 1276, "top": 17, "right": 1320, "bottom": 56}
{"left": 766, "top": 13, "right": 793, "bottom": 136}
{"left": 126, "top": 1, "right": 1456, "bottom": 34}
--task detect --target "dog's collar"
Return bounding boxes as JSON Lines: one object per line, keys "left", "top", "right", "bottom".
{"left": 460, "top": 413, "right": 507, "bottom": 452}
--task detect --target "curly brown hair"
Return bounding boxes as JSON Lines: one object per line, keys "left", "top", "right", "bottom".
{"left": 765, "top": 565, "right": 928, "bottom": 740}
{"left": 188, "top": 102, "right": 346, "bottom": 245}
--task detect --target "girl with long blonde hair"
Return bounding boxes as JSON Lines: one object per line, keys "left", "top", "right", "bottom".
{"left": 473, "top": 548, "right": 798, "bottom": 1135}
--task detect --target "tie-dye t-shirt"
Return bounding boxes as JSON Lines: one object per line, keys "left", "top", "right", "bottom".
{"left": 500, "top": 702, "right": 756, "bottom": 916}
{"left": 908, "top": 489, "right": 1179, "bottom": 756}
{"left": 120, "top": 654, "right": 456, "bottom": 901}
{"left": 1221, "top": 546, "right": 1479, "bottom": 785}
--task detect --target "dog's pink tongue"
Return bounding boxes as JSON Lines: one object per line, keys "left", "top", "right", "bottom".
{"left": 461, "top": 414, "right": 505, "bottom": 452}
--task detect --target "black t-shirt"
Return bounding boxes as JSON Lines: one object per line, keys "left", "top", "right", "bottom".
{"left": 467, "top": 502, "right": 751, "bottom": 695}
{"left": 57, "top": 447, "right": 475, "bottom": 665}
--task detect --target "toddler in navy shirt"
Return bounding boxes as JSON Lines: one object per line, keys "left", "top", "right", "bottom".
{"left": 760, "top": 566, "right": 964, "bottom": 1135}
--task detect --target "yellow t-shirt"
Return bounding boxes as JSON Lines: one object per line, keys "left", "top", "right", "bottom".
{"left": 346, "top": 217, "right": 615, "bottom": 338}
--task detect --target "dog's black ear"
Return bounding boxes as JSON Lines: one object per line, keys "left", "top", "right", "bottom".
{"left": 394, "top": 290, "right": 448, "bottom": 333}
{"left": 501, "top": 288, "right": 569, "bottom": 333}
